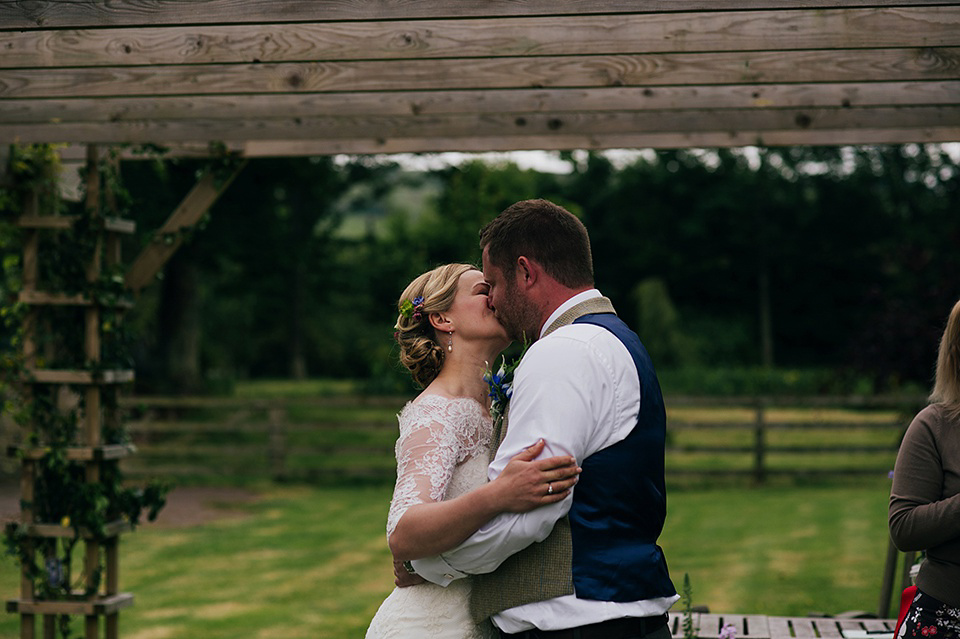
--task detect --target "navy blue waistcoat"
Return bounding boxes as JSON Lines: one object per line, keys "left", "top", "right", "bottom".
{"left": 569, "top": 313, "right": 676, "bottom": 601}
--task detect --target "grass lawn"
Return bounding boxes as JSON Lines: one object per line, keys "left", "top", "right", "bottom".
{"left": 1, "top": 480, "right": 895, "bottom": 639}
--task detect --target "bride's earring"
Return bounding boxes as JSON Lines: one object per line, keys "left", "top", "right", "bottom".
{"left": 447, "top": 332, "right": 453, "bottom": 352}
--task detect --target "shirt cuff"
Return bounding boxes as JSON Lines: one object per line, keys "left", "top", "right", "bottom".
{"left": 409, "top": 555, "right": 469, "bottom": 587}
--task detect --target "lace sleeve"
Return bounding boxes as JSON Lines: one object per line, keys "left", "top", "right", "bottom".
{"left": 385, "top": 397, "right": 489, "bottom": 539}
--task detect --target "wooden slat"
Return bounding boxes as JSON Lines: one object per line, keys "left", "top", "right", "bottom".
{"left": 812, "top": 619, "right": 845, "bottom": 638}
{"left": 2, "top": 48, "right": 958, "bottom": 100}
{"left": 855, "top": 620, "right": 897, "bottom": 633}
{"left": 670, "top": 421, "right": 903, "bottom": 431}
{"left": 17, "top": 291, "right": 134, "bottom": 308}
{"left": 764, "top": 445, "right": 896, "bottom": 453}
{"left": 125, "top": 421, "right": 265, "bottom": 434}
{"left": 17, "top": 291, "right": 89, "bottom": 306}
{"left": 6, "top": 593, "right": 133, "bottom": 616}
{"left": 124, "top": 420, "right": 389, "bottom": 433}
{"left": 5, "top": 81, "right": 958, "bottom": 126}
{"left": 741, "top": 615, "right": 772, "bottom": 639}
{"left": 16, "top": 215, "right": 135, "bottom": 233}
{"left": 3, "top": 8, "right": 960, "bottom": 69}
{"left": 125, "top": 163, "right": 246, "bottom": 292}
{"left": 5, "top": 105, "right": 957, "bottom": 146}
{"left": 26, "top": 369, "right": 134, "bottom": 384}
{"left": 2, "top": 0, "right": 956, "bottom": 29}
{"left": 117, "top": 393, "right": 403, "bottom": 408}
{"left": 36, "top": 125, "right": 958, "bottom": 159}
{"left": 15, "top": 520, "right": 134, "bottom": 539}
{"left": 694, "top": 614, "right": 777, "bottom": 639}
{"left": 30, "top": 130, "right": 960, "bottom": 160}
{"left": 769, "top": 617, "right": 804, "bottom": 639}
{"left": 11, "top": 444, "right": 135, "bottom": 461}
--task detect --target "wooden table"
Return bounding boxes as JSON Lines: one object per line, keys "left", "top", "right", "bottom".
{"left": 667, "top": 613, "right": 898, "bottom": 639}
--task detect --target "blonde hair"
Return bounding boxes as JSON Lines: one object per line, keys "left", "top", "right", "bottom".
{"left": 930, "top": 298, "right": 960, "bottom": 414}
{"left": 394, "top": 263, "right": 474, "bottom": 388}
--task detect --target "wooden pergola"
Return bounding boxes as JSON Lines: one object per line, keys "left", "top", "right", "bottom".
{"left": 2, "top": 1, "right": 959, "bottom": 157}
{"left": 2, "top": 3, "right": 953, "bottom": 637}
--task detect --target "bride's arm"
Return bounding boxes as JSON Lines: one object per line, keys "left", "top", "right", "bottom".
{"left": 389, "top": 439, "right": 578, "bottom": 561}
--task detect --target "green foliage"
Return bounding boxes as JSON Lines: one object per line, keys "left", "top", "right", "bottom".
{"left": 0, "top": 144, "right": 64, "bottom": 217}
{"left": 575, "top": 146, "right": 959, "bottom": 387}
{"left": 657, "top": 366, "right": 885, "bottom": 396}
{"left": 107, "top": 145, "right": 960, "bottom": 393}
{"left": 682, "top": 573, "right": 698, "bottom": 639}
{"left": 1, "top": 144, "right": 168, "bottom": 639}
{"left": 634, "top": 277, "right": 698, "bottom": 368}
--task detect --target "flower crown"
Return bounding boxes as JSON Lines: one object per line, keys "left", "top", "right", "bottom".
{"left": 399, "top": 295, "right": 425, "bottom": 322}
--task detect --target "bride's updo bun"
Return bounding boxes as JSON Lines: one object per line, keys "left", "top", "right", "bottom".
{"left": 395, "top": 263, "right": 474, "bottom": 388}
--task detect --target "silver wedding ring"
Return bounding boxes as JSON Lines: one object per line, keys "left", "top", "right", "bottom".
{"left": 547, "top": 482, "right": 554, "bottom": 495}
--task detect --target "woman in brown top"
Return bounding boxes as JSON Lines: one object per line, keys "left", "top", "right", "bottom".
{"left": 890, "top": 298, "right": 960, "bottom": 639}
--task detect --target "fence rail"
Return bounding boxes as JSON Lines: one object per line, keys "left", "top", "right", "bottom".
{"left": 1, "top": 394, "right": 924, "bottom": 485}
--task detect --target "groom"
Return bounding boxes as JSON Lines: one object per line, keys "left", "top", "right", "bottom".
{"left": 408, "top": 199, "right": 678, "bottom": 638}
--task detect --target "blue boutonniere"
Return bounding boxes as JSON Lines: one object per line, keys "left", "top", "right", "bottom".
{"left": 483, "top": 340, "right": 530, "bottom": 426}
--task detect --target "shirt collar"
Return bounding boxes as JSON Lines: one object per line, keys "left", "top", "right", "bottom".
{"left": 539, "top": 289, "right": 602, "bottom": 339}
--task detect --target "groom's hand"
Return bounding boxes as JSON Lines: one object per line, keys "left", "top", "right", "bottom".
{"left": 393, "top": 559, "right": 426, "bottom": 587}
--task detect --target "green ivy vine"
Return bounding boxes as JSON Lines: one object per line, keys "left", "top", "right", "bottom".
{"left": 1, "top": 144, "right": 169, "bottom": 637}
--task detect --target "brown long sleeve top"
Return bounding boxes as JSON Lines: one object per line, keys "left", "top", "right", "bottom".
{"left": 889, "top": 403, "right": 960, "bottom": 607}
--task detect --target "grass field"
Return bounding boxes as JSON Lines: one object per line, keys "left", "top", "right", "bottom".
{"left": 1, "top": 479, "right": 897, "bottom": 639}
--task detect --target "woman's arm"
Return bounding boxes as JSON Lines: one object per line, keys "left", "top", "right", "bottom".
{"left": 889, "top": 408, "right": 960, "bottom": 550}
{"left": 389, "top": 439, "right": 579, "bottom": 562}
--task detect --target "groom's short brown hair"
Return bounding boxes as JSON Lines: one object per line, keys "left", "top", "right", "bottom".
{"left": 479, "top": 199, "right": 594, "bottom": 289}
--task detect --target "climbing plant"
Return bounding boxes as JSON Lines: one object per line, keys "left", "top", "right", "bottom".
{"left": 1, "top": 144, "right": 167, "bottom": 638}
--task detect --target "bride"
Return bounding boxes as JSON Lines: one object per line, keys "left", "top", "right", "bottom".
{"left": 366, "top": 263, "right": 580, "bottom": 638}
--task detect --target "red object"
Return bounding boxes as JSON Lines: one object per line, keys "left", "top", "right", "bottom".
{"left": 895, "top": 586, "right": 919, "bottom": 637}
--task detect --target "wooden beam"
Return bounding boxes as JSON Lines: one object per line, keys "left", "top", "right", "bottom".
{"left": 1, "top": 0, "right": 956, "bottom": 29}
{"left": 5, "top": 105, "right": 958, "bottom": 146}
{"left": 42, "top": 127, "right": 960, "bottom": 158}
{"left": 3, "top": 48, "right": 958, "bottom": 101}
{"left": 5, "top": 81, "right": 959, "bottom": 129}
{"left": 240, "top": 127, "right": 960, "bottom": 154}
{"left": 3, "top": 8, "right": 959, "bottom": 68}
{"left": 124, "top": 161, "right": 246, "bottom": 292}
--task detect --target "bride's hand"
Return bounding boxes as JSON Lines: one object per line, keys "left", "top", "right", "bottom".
{"left": 492, "top": 439, "right": 580, "bottom": 513}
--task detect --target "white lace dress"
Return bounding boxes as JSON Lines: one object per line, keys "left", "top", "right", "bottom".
{"left": 366, "top": 395, "right": 497, "bottom": 639}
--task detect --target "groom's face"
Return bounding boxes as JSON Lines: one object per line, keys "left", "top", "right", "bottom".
{"left": 482, "top": 246, "right": 536, "bottom": 342}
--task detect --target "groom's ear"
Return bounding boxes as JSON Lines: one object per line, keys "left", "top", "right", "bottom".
{"left": 516, "top": 256, "right": 539, "bottom": 289}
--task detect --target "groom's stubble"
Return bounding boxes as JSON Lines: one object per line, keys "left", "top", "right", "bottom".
{"left": 496, "top": 277, "right": 541, "bottom": 344}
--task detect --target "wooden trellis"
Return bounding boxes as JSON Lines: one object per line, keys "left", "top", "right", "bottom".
{"left": 5, "top": 147, "right": 136, "bottom": 638}
{"left": 3, "top": 143, "right": 244, "bottom": 638}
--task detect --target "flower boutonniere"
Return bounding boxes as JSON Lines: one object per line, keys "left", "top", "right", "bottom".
{"left": 483, "top": 340, "right": 530, "bottom": 426}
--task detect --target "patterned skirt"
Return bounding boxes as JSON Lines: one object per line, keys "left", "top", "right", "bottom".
{"left": 898, "top": 590, "right": 960, "bottom": 639}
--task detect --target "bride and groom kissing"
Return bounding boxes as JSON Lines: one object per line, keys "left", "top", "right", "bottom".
{"left": 367, "top": 199, "right": 678, "bottom": 639}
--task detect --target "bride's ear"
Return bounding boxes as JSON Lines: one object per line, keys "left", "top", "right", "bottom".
{"left": 429, "top": 312, "right": 452, "bottom": 332}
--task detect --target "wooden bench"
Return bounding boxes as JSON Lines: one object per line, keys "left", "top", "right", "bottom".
{"left": 667, "top": 613, "right": 897, "bottom": 639}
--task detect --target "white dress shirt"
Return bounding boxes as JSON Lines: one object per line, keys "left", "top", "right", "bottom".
{"left": 412, "top": 290, "right": 679, "bottom": 632}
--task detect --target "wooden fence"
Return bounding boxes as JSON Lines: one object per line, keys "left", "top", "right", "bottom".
{"left": 1, "top": 394, "right": 924, "bottom": 486}
{"left": 660, "top": 395, "right": 922, "bottom": 483}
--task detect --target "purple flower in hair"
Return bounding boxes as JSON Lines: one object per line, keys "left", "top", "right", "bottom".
{"left": 399, "top": 295, "right": 426, "bottom": 322}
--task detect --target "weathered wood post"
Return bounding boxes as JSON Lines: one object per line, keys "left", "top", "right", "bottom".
{"left": 753, "top": 400, "right": 767, "bottom": 484}
{"left": 268, "top": 406, "right": 288, "bottom": 482}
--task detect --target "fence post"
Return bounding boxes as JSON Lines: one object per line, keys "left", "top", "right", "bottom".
{"left": 268, "top": 406, "right": 287, "bottom": 481}
{"left": 753, "top": 401, "right": 766, "bottom": 484}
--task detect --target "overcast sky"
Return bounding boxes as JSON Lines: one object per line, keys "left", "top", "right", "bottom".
{"left": 342, "top": 144, "right": 960, "bottom": 175}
